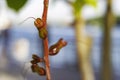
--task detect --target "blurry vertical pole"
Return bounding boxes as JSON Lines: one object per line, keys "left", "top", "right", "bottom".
{"left": 74, "top": 14, "right": 94, "bottom": 80}
{"left": 53, "top": 0, "right": 96, "bottom": 79}
{"left": 101, "top": 0, "right": 115, "bottom": 80}
{"left": 70, "top": 1, "right": 95, "bottom": 80}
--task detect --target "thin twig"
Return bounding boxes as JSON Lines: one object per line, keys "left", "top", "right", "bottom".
{"left": 41, "top": 0, "right": 51, "bottom": 80}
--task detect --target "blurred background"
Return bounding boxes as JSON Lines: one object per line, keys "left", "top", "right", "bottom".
{"left": 0, "top": 0, "right": 120, "bottom": 80}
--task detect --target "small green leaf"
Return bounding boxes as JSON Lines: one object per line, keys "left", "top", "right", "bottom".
{"left": 85, "top": 0, "right": 97, "bottom": 7}
{"left": 6, "top": 0, "right": 28, "bottom": 12}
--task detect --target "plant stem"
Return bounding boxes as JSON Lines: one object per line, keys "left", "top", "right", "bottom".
{"left": 42, "top": 0, "right": 51, "bottom": 80}
{"left": 43, "top": 39, "right": 51, "bottom": 80}
{"left": 42, "top": 0, "right": 49, "bottom": 24}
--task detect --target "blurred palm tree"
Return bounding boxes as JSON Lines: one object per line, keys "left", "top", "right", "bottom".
{"left": 61, "top": 0, "right": 97, "bottom": 80}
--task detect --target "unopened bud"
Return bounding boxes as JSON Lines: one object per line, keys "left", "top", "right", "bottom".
{"left": 31, "top": 64, "right": 37, "bottom": 72}
{"left": 31, "top": 54, "right": 44, "bottom": 64}
{"left": 49, "top": 38, "right": 67, "bottom": 56}
{"left": 32, "top": 54, "right": 40, "bottom": 60}
{"left": 37, "top": 67, "right": 46, "bottom": 76}
{"left": 31, "top": 60, "right": 38, "bottom": 64}
{"left": 38, "top": 27, "right": 48, "bottom": 39}
{"left": 34, "top": 18, "right": 43, "bottom": 29}
{"left": 31, "top": 64, "right": 46, "bottom": 76}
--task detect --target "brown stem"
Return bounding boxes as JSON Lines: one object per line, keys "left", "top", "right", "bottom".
{"left": 42, "top": 0, "right": 51, "bottom": 80}
{"left": 43, "top": 38, "right": 51, "bottom": 80}
{"left": 42, "top": 0, "right": 49, "bottom": 24}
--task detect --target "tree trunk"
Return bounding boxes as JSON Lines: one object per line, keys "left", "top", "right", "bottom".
{"left": 101, "top": 0, "right": 114, "bottom": 80}
{"left": 75, "top": 17, "right": 94, "bottom": 80}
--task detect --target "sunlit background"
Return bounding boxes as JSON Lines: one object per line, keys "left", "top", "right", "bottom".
{"left": 0, "top": 0, "right": 120, "bottom": 80}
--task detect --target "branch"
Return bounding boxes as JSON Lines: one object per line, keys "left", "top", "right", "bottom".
{"left": 42, "top": 0, "right": 51, "bottom": 80}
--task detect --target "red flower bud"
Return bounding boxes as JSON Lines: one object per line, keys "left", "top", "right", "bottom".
{"left": 31, "top": 64, "right": 37, "bottom": 72}
{"left": 34, "top": 18, "right": 48, "bottom": 39}
{"left": 31, "top": 64, "right": 46, "bottom": 76}
{"left": 34, "top": 18, "right": 44, "bottom": 29}
{"left": 49, "top": 38, "right": 67, "bottom": 56}
{"left": 31, "top": 60, "right": 38, "bottom": 64}
{"left": 31, "top": 54, "right": 44, "bottom": 64}
{"left": 32, "top": 54, "right": 40, "bottom": 60}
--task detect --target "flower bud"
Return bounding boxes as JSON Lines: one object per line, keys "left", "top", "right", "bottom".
{"left": 37, "top": 67, "right": 46, "bottom": 76}
{"left": 31, "top": 64, "right": 37, "bottom": 72}
{"left": 31, "top": 60, "right": 38, "bottom": 64}
{"left": 38, "top": 27, "right": 48, "bottom": 39}
{"left": 32, "top": 54, "right": 40, "bottom": 60}
{"left": 31, "top": 64, "right": 46, "bottom": 76}
{"left": 49, "top": 38, "right": 67, "bottom": 55}
{"left": 31, "top": 54, "right": 44, "bottom": 64}
{"left": 34, "top": 18, "right": 43, "bottom": 29}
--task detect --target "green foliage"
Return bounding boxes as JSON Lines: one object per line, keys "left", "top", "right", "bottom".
{"left": 66, "top": 0, "right": 97, "bottom": 18}
{"left": 6, "top": 0, "right": 28, "bottom": 12}
{"left": 71, "top": 0, "right": 83, "bottom": 18}
{"left": 87, "top": 17, "right": 104, "bottom": 27}
{"left": 50, "top": 0, "right": 97, "bottom": 19}
{"left": 84, "top": 0, "right": 97, "bottom": 7}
